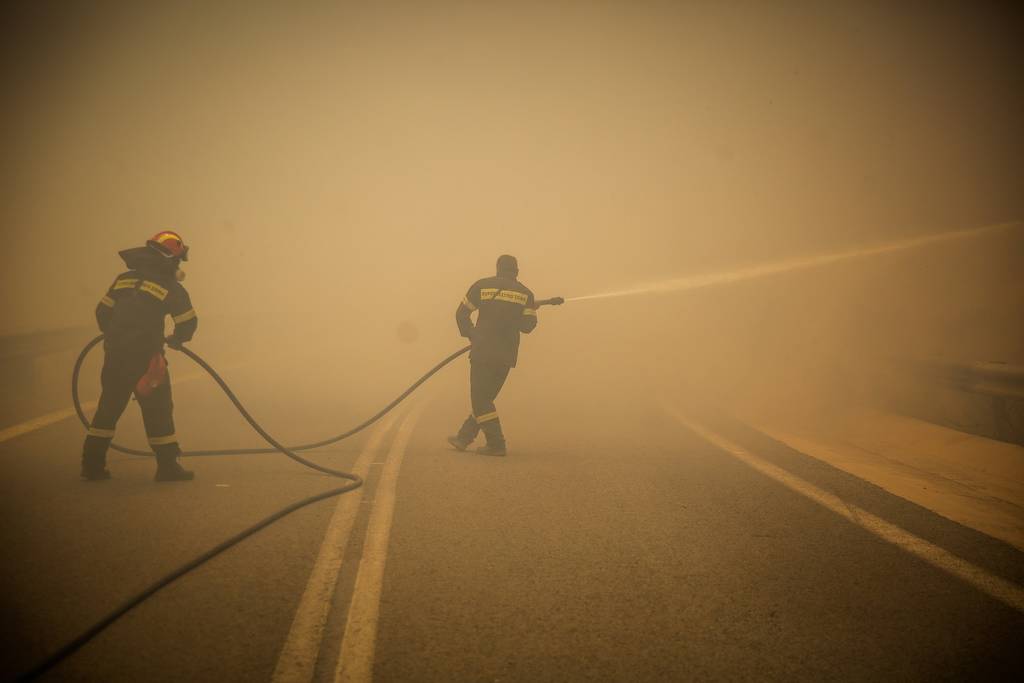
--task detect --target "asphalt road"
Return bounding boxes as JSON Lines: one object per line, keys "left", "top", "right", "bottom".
{"left": 2, "top": 355, "right": 1023, "bottom": 682}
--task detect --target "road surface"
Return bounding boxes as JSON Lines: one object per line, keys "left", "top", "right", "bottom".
{"left": 2, "top": 353, "right": 1022, "bottom": 682}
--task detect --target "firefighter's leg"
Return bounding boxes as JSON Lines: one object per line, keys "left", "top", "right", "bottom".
{"left": 448, "top": 413, "right": 479, "bottom": 451}
{"left": 81, "top": 355, "right": 135, "bottom": 479}
{"left": 450, "top": 362, "right": 488, "bottom": 449}
{"left": 139, "top": 371, "right": 193, "bottom": 481}
{"left": 472, "top": 363, "right": 510, "bottom": 455}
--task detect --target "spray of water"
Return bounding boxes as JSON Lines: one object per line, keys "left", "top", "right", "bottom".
{"left": 566, "top": 220, "right": 1021, "bottom": 303}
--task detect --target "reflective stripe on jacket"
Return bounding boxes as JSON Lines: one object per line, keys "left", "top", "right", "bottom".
{"left": 96, "top": 270, "right": 197, "bottom": 353}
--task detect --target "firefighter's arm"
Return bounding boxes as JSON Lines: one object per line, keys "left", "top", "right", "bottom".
{"left": 520, "top": 292, "right": 538, "bottom": 334}
{"left": 94, "top": 280, "right": 118, "bottom": 332}
{"left": 166, "top": 285, "right": 198, "bottom": 345}
{"left": 95, "top": 296, "right": 115, "bottom": 332}
{"left": 456, "top": 285, "right": 480, "bottom": 339}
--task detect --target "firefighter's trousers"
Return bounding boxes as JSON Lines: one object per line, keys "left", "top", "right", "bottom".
{"left": 81, "top": 349, "right": 181, "bottom": 470}
{"left": 456, "top": 361, "right": 510, "bottom": 446}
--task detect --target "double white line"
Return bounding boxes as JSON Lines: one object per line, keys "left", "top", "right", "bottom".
{"left": 272, "top": 404, "right": 422, "bottom": 683}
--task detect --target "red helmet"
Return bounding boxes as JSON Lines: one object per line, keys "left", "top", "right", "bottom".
{"left": 147, "top": 230, "right": 189, "bottom": 261}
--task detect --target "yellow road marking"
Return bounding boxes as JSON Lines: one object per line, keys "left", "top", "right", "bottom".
{"left": 335, "top": 404, "right": 422, "bottom": 683}
{"left": 271, "top": 414, "right": 397, "bottom": 683}
{"left": 0, "top": 403, "right": 98, "bottom": 444}
{"left": 666, "top": 406, "right": 1024, "bottom": 614}
{"left": 0, "top": 368, "right": 222, "bottom": 446}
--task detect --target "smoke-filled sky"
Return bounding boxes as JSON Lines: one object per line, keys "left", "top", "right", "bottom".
{"left": 2, "top": 0, "right": 1021, "bottom": 361}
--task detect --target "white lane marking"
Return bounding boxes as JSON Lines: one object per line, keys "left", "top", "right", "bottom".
{"left": 335, "top": 404, "right": 423, "bottom": 683}
{"left": 666, "top": 407, "right": 1024, "bottom": 614}
{"left": 0, "top": 368, "right": 215, "bottom": 446}
{"left": 271, "top": 413, "right": 397, "bottom": 683}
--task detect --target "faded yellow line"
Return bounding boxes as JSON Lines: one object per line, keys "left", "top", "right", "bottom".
{"left": 0, "top": 403, "right": 98, "bottom": 444}
{"left": 335, "top": 404, "right": 423, "bottom": 683}
{"left": 0, "top": 368, "right": 225, "bottom": 446}
{"left": 666, "top": 406, "right": 1024, "bottom": 614}
{"left": 271, "top": 413, "right": 397, "bottom": 683}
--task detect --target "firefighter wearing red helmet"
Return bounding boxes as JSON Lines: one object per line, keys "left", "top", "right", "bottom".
{"left": 80, "top": 231, "right": 198, "bottom": 481}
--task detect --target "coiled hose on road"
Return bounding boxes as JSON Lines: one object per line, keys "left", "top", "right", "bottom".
{"left": 18, "top": 335, "right": 470, "bottom": 681}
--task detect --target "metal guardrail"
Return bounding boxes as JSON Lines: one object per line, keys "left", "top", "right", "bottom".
{"left": 904, "top": 358, "right": 1024, "bottom": 446}
{"left": 921, "top": 360, "right": 1024, "bottom": 401}
{"left": 0, "top": 316, "right": 264, "bottom": 366}
{"left": 0, "top": 325, "right": 96, "bottom": 363}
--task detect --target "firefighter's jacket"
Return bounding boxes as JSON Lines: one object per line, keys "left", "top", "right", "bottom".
{"left": 456, "top": 275, "right": 537, "bottom": 368}
{"left": 95, "top": 247, "right": 198, "bottom": 355}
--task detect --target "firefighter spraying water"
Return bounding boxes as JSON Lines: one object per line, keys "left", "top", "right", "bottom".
{"left": 447, "top": 254, "right": 563, "bottom": 457}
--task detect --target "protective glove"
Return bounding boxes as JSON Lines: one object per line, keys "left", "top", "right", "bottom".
{"left": 164, "top": 335, "right": 183, "bottom": 350}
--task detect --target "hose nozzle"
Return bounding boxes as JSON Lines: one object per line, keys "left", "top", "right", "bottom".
{"left": 536, "top": 296, "right": 564, "bottom": 307}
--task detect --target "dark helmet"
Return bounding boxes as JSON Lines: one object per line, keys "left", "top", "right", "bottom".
{"left": 147, "top": 230, "right": 189, "bottom": 261}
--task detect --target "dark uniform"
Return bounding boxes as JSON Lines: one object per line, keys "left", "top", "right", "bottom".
{"left": 451, "top": 263, "right": 537, "bottom": 454}
{"left": 81, "top": 243, "right": 197, "bottom": 480}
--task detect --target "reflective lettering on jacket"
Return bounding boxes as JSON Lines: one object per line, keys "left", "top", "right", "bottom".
{"left": 455, "top": 275, "right": 537, "bottom": 368}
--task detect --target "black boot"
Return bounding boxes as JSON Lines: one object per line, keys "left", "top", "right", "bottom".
{"left": 447, "top": 435, "right": 471, "bottom": 451}
{"left": 476, "top": 419, "right": 507, "bottom": 456}
{"left": 81, "top": 450, "right": 111, "bottom": 481}
{"left": 448, "top": 415, "right": 479, "bottom": 451}
{"left": 80, "top": 463, "right": 111, "bottom": 481}
{"left": 448, "top": 413, "right": 479, "bottom": 450}
{"left": 155, "top": 457, "right": 194, "bottom": 482}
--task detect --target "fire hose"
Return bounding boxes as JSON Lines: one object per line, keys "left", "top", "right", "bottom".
{"left": 17, "top": 296, "right": 563, "bottom": 681}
